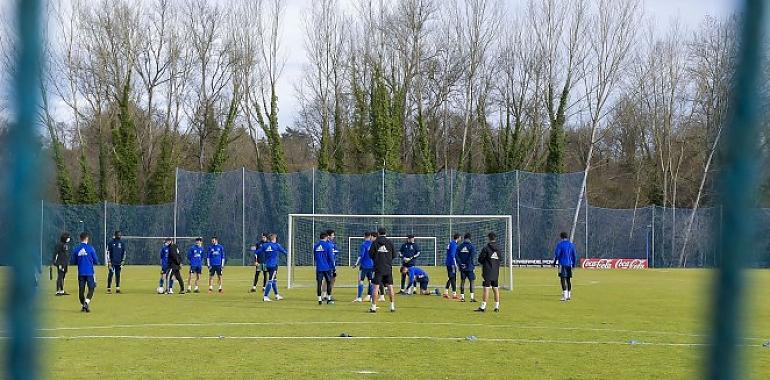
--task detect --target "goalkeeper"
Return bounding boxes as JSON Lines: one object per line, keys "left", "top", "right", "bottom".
{"left": 106, "top": 230, "right": 125, "bottom": 294}
{"left": 251, "top": 233, "right": 268, "bottom": 293}
{"left": 398, "top": 235, "right": 421, "bottom": 294}
{"left": 52, "top": 232, "right": 71, "bottom": 296}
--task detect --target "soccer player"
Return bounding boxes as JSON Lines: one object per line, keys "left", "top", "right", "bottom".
{"left": 106, "top": 230, "right": 125, "bottom": 294}
{"left": 352, "top": 232, "right": 375, "bottom": 302}
{"left": 456, "top": 233, "right": 477, "bottom": 302}
{"left": 158, "top": 239, "right": 171, "bottom": 293}
{"left": 368, "top": 227, "right": 397, "bottom": 313}
{"left": 69, "top": 232, "right": 99, "bottom": 312}
{"left": 443, "top": 233, "right": 461, "bottom": 299}
{"left": 476, "top": 232, "right": 501, "bottom": 312}
{"left": 166, "top": 239, "right": 185, "bottom": 294}
{"left": 187, "top": 237, "right": 204, "bottom": 292}
{"left": 52, "top": 232, "right": 71, "bottom": 296}
{"left": 402, "top": 266, "right": 430, "bottom": 295}
{"left": 321, "top": 229, "right": 339, "bottom": 300}
{"left": 313, "top": 232, "right": 334, "bottom": 304}
{"left": 257, "top": 233, "right": 287, "bottom": 301}
{"left": 251, "top": 232, "right": 268, "bottom": 293}
{"left": 207, "top": 236, "right": 226, "bottom": 293}
{"left": 552, "top": 232, "right": 577, "bottom": 301}
{"left": 398, "top": 235, "right": 421, "bottom": 294}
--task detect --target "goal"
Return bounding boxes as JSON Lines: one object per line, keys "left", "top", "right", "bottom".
{"left": 116, "top": 235, "right": 200, "bottom": 265}
{"left": 287, "top": 214, "right": 513, "bottom": 290}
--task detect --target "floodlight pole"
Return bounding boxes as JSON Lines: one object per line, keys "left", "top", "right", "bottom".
{"left": 173, "top": 167, "right": 178, "bottom": 242}
{"left": 242, "top": 167, "right": 246, "bottom": 266}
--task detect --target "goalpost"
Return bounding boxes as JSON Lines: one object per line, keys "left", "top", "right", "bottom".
{"left": 287, "top": 214, "right": 514, "bottom": 290}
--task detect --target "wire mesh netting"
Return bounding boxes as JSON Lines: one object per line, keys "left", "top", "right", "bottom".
{"left": 288, "top": 214, "right": 512, "bottom": 288}
{"left": 32, "top": 168, "right": 770, "bottom": 268}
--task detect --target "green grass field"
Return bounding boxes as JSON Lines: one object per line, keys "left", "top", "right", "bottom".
{"left": 26, "top": 267, "right": 770, "bottom": 379}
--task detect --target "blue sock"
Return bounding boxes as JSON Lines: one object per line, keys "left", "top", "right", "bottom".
{"left": 264, "top": 283, "right": 271, "bottom": 297}
{"left": 159, "top": 278, "right": 164, "bottom": 287}
{"left": 357, "top": 283, "right": 363, "bottom": 298}
{"left": 272, "top": 280, "right": 278, "bottom": 295}
{"left": 367, "top": 283, "right": 373, "bottom": 296}
{"left": 169, "top": 278, "right": 174, "bottom": 289}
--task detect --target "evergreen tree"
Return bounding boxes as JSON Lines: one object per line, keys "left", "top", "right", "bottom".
{"left": 111, "top": 73, "right": 141, "bottom": 204}
{"left": 76, "top": 150, "right": 99, "bottom": 204}
{"left": 47, "top": 125, "right": 75, "bottom": 205}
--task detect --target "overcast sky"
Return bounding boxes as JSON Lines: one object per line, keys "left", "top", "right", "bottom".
{"left": 275, "top": 0, "right": 737, "bottom": 129}
{"left": 0, "top": 0, "right": 739, "bottom": 129}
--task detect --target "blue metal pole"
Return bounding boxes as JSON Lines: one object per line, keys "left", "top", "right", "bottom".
{"left": 709, "top": 1, "right": 765, "bottom": 379}
{"left": 5, "top": 0, "right": 43, "bottom": 379}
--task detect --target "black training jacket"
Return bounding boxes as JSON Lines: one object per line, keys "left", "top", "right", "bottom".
{"left": 167, "top": 243, "right": 182, "bottom": 270}
{"left": 368, "top": 236, "right": 397, "bottom": 273}
{"left": 53, "top": 242, "right": 69, "bottom": 269}
{"left": 478, "top": 242, "right": 501, "bottom": 280}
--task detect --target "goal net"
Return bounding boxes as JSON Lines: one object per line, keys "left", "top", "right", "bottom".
{"left": 287, "top": 214, "right": 513, "bottom": 290}
{"left": 117, "top": 236, "right": 200, "bottom": 265}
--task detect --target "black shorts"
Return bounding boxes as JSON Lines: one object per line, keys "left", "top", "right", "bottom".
{"left": 482, "top": 279, "right": 499, "bottom": 288}
{"left": 559, "top": 266, "right": 573, "bottom": 278}
{"left": 316, "top": 270, "right": 333, "bottom": 283}
{"left": 190, "top": 266, "right": 202, "bottom": 274}
{"left": 460, "top": 270, "right": 475, "bottom": 281}
{"left": 446, "top": 266, "right": 456, "bottom": 277}
{"left": 417, "top": 277, "right": 429, "bottom": 290}
{"left": 209, "top": 265, "right": 222, "bottom": 276}
{"left": 373, "top": 271, "right": 394, "bottom": 286}
{"left": 359, "top": 268, "right": 374, "bottom": 282}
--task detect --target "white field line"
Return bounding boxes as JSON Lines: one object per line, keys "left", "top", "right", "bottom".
{"left": 28, "top": 320, "right": 769, "bottom": 342}
{"left": 21, "top": 335, "right": 766, "bottom": 348}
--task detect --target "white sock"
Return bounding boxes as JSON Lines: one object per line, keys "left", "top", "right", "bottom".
{"left": 480, "top": 301, "right": 486, "bottom": 309}
{"left": 567, "top": 291, "right": 571, "bottom": 298}
{"left": 390, "top": 302, "right": 395, "bottom": 308}
{"left": 318, "top": 296, "right": 322, "bottom": 301}
{"left": 85, "top": 299, "right": 91, "bottom": 304}
{"left": 470, "top": 293, "right": 475, "bottom": 300}
{"left": 494, "top": 301, "right": 500, "bottom": 309}
{"left": 452, "top": 291, "right": 457, "bottom": 296}
{"left": 443, "top": 289, "right": 448, "bottom": 295}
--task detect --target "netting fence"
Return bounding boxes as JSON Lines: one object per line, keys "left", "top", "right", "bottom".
{"left": 34, "top": 168, "right": 770, "bottom": 268}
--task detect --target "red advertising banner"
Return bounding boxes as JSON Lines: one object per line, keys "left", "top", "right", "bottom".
{"left": 580, "top": 258, "right": 648, "bottom": 269}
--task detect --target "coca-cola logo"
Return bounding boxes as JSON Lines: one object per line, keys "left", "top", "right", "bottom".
{"left": 581, "top": 258, "right": 648, "bottom": 270}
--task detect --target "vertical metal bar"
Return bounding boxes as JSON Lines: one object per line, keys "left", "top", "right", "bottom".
{"left": 287, "top": 214, "right": 293, "bottom": 289}
{"left": 39, "top": 200, "right": 44, "bottom": 268}
{"left": 381, "top": 160, "right": 385, "bottom": 216}
{"left": 516, "top": 170, "right": 521, "bottom": 260}
{"left": 103, "top": 200, "right": 107, "bottom": 262}
{"left": 508, "top": 215, "right": 513, "bottom": 290}
{"left": 173, "top": 167, "right": 178, "bottom": 241}
{"left": 312, "top": 167, "right": 316, "bottom": 240}
{"left": 242, "top": 167, "right": 246, "bottom": 266}
{"left": 6, "top": 1, "right": 43, "bottom": 378}
{"left": 584, "top": 192, "right": 588, "bottom": 261}
{"left": 651, "top": 206, "right": 656, "bottom": 269}
{"left": 709, "top": 1, "right": 764, "bottom": 378}
{"left": 448, "top": 169, "right": 453, "bottom": 236}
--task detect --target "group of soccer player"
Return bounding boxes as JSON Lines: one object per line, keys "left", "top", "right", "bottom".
{"left": 52, "top": 225, "right": 577, "bottom": 313}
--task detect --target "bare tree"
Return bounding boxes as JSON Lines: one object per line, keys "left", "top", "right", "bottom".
{"left": 570, "top": 0, "right": 641, "bottom": 240}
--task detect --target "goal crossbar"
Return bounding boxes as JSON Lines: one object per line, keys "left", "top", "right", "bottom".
{"left": 287, "top": 214, "right": 514, "bottom": 290}
{"left": 348, "top": 236, "right": 438, "bottom": 267}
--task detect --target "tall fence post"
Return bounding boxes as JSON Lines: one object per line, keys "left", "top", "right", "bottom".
{"left": 173, "top": 167, "right": 178, "bottom": 242}
{"left": 651, "top": 206, "right": 655, "bottom": 268}
{"left": 312, "top": 167, "right": 316, "bottom": 238}
{"left": 515, "top": 170, "right": 521, "bottom": 260}
{"left": 584, "top": 192, "right": 588, "bottom": 260}
{"left": 39, "top": 200, "right": 44, "bottom": 268}
{"left": 381, "top": 161, "right": 385, "bottom": 216}
{"left": 103, "top": 200, "right": 107, "bottom": 263}
{"left": 241, "top": 167, "right": 246, "bottom": 266}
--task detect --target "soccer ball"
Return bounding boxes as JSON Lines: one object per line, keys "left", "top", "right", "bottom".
{"left": 157, "top": 286, "right": 165, "bottom": 294}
